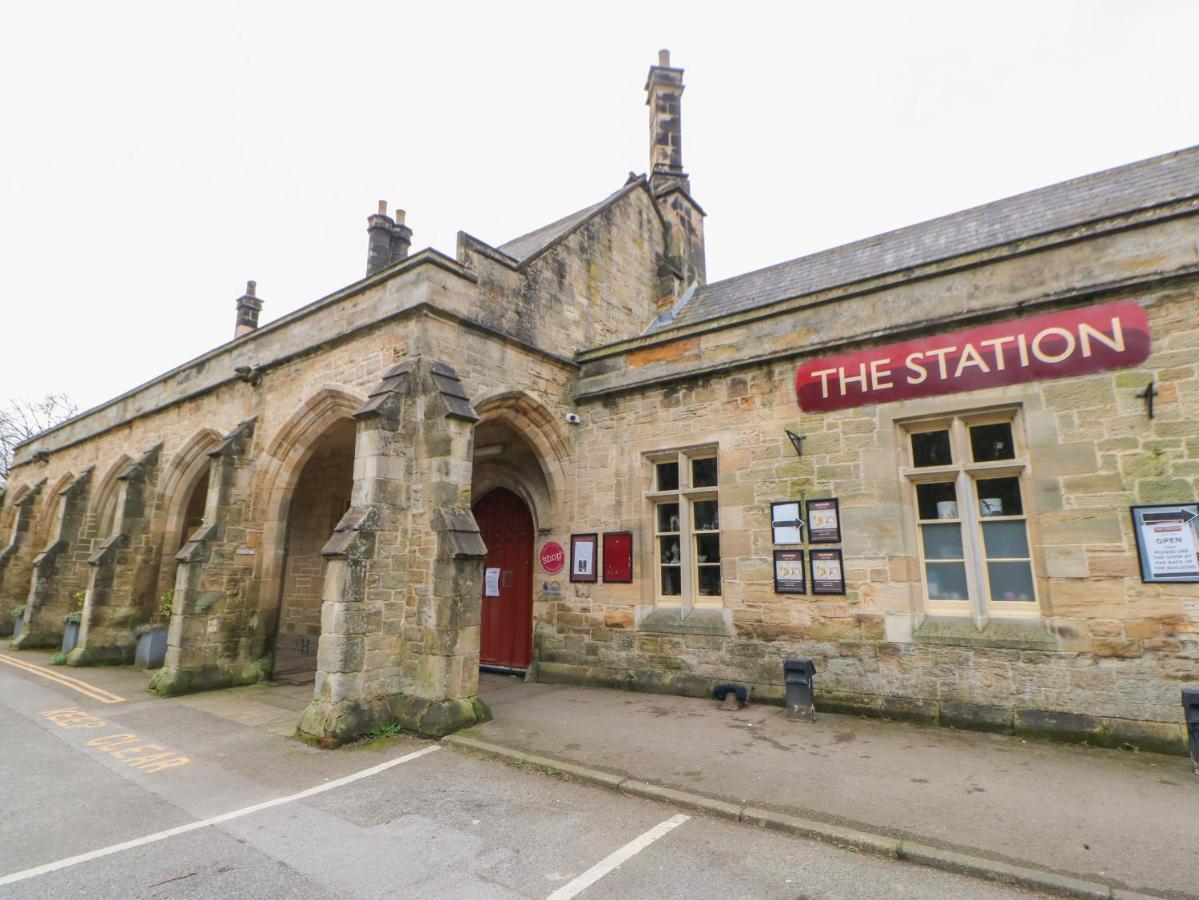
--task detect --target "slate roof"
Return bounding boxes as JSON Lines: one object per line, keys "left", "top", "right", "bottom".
{"left": 662, "top": 145, "right": 1199, "bottom": 331}
{"left": 498, "top": 184, "right": 635, "bottom": 262}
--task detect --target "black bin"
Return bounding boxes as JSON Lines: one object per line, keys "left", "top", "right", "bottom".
{"left": 1184, "top": 687, "right": 1199, "bottom": 775}
{"left": 784, "top": 658, "right": 816, "bottom": 723}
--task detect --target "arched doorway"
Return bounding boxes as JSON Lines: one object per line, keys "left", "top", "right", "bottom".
{"left": 273, "top": 418, "right": 356, "bottom": 681}
{"left": 473, "top": 488, "right": 534, "bottom": 670}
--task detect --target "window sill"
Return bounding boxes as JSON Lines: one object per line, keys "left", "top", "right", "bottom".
{"left": 636, "top": 606, "right": 732, "bottom": 637}
{"left": 912, "top": 615, "right": 1057, "bottom": 651}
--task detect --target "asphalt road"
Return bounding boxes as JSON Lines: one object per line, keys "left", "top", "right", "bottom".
{"left": 0, "top": 656, "right": 1040, "bottom": 899}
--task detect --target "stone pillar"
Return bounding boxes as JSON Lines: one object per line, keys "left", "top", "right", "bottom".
{"left": 0, "top": 480, "right": 45, "bottom": 636}
{"left": 297, "top": 357, "right": 491, "bottom": 746}
{"left": 70, "top": 445, "right": 162, "bottom": 665}
{"left": 149, "top": 419, "right": 265, "bottom": 694}
{"left": 13, "top": 469, "right": 93, "bottom": 649}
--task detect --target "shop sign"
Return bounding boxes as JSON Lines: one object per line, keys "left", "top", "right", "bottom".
{"left": 539, "top": 541, "right": 565, "bottom": 575}
{"left": 1131, "top": 504, "right": 1199, "bottom": 583}
{"left": 795, "top": 300, "right": 1150, "bottom": 412}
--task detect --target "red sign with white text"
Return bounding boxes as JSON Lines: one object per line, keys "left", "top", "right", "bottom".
{"left": 795, "top": 301, "right": 1150, "bottom": 412}
{"left": 539, "top": 541, "right": 565, "bottom": 575}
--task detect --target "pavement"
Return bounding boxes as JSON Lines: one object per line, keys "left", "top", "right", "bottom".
{"left": 0, "top": 646, "right": 1045, "bottom": 899}
{"left": 1, "top": 645, "right": 1194, "bottom": 898}
{"left": 460, "top": 672, "right": 1199, "bottom": 899}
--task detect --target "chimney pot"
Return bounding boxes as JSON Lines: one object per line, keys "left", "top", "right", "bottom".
{"left": 246, "top": 280, "right": 256, "bottom": 297}
{"left": 394, "top": 209, "right": 406, "bottom": 226}
{"left": 234, "top": 279, "right": 264, "bottom": 338}
{"left": 377, "top": 200, "right": 388, "bottom": 215}
{"left": 658, "top": 49, "right": 670, "bottom": 66}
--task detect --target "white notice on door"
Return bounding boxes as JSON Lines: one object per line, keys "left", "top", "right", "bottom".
{"left": 485, "top": 567, "right": 502, "bottom": 597}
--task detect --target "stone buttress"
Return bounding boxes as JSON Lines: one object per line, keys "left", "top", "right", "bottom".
{"left": 297, "top": 357, "right": 491, "bottom": 745}
{"left": 0, "top": 480, "right": 45, "bottom": 635}
{"left": 13, "top": 469, "right": 93, "bottom": 649}
{"left": 70, "top": 445, "right": 162, "bottom": 665}
{"left": 150, "top": 419, "right": 264, "bottom": 694}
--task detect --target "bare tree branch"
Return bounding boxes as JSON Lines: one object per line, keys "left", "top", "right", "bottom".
{"left": 0, "top": 394, "right": 79, "bottom": 484}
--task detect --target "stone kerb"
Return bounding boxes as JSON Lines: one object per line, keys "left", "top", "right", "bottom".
{"left": 70, "top": 445, "right": 162, "bottom": 666}
{"left": 150, "top": 419, "right": 265, "bottom": 695}
{"left": 13, "top": 469, "right": 93, "bottom": 649}
{"left": 0, "top": 480, "right": 45, "bottom": 635}
{"left": 297, "top": 357, "right": 491, "bottom": 746}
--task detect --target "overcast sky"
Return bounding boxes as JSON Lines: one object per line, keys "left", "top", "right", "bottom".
{"left": 2, "top": 1, "right": 1196, "bottom": 413}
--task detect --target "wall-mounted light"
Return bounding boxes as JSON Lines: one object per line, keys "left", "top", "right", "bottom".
{"left": 785, "top": 429, "right": 806, "bottom": 457}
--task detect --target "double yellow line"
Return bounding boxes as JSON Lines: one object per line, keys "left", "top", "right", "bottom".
{"left": 0, "top": 654, "right": 126, "bottom": 703}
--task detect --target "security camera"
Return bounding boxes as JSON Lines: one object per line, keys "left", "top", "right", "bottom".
{"left": 564, "top": 412, "right": 583, "bottom": 425}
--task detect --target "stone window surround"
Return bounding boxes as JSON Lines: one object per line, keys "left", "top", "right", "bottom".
{"left": 643, "top": 443, "right": 722, "bottom": 611}
{"left": 898, "top": 404, "right": 1042, "bottom": 630}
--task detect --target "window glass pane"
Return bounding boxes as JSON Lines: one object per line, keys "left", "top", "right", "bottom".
{"left": 660, "top": 566, "right": 682, "bottom": 596}
{"left": 911, "top": 430, "right": 952, "bottom": 467}
{"left": 656, "top": 461, "right": 679, "bottom": 491}
{"left": 970, "top": 422, "right": 1015, "bottom": 462}
{"left": 988, "top": 561, "right": 1035, "bottom": 602}
{"left": 925, "top": 561, "right": 969, "bottom": 601}
{"left": 697, "top": 565, "right": 721, "bottom": 596}
{"left": 982, "top": 520, "right": 1030, "bottom": 559}
{"left": 692, "top": 499, "right": 719, "bottom": 531}
{"left": 691, "top": 457, "right": 718, "bottom": 488}
{"left": 696, "top": 533, "right": 720, "bottom": 563}
{"left": 921, "top": 523, "right": 964, "bottom": 559}
{"left": 657, "top": 503, "right": 680, "bottom": 533}
{"left": 916, "top": 481, "right": 958, "bottom": 520}
{"left": 976, "top": 477, "right": 1023, "bottom": 517}
{"left": 659, "top": 535, "right": 681, "bottom": 564}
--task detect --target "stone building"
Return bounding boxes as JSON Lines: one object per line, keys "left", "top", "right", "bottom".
{"left": 2, "top": 51, "right": 1196, "bottom": 750}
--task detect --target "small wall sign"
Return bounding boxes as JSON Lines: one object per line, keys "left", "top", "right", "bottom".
{"left": 569, "top": 533, "right": 598, "bottom": 583}
{"left": 539, "top": 540, "right": 566, "bottom": 575}
{"left": 810, "top": 548, "right": 846, "bottom": 595}
{"left": 1131, "top": 503, "right": 1199, "bottom": 583}
{"left": 771, "top": 502, "right": 804, "bottom": 545}
{"left": 484, "top": 567, "right": 501, "bottom": 597}
{"left": 773, "top": 549, "right": 806, "bottom": 594}
{"left": 602, "top": 531, "right": 633, "bottom": 583}
{"left": 806, "top": 498, "right": 841, "bottom": 543}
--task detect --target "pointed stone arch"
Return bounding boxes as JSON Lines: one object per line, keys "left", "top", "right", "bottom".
{"left": 257, "top": 386, "right": 364, "bottom": 659}
{"left": 91, "top": 454, "right": 133, "bottom": 541}
{"left": 155, "top": 428, "right": 224, "bottom": 600}
{"left": 471, "top": 391, "right": 572, "bottom": 530}
{"left": 35, "top": 472, "right": 76, "bottom": 549}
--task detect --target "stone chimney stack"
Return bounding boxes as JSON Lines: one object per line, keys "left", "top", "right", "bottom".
{"left": 234, "top": 280, "right": 263, "bottom": 338}
{"left": 389, "top": 209, "right": 412, "bottom": 265}
{"left": 366, "top": 200, "right": 394, "bottom": 276}
{"left": 645, "top": 50, "right": 706, "bottom": 288}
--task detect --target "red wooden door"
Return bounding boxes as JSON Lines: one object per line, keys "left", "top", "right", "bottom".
{"left": 474, "top": 488, "right": 534, "bottom": 669}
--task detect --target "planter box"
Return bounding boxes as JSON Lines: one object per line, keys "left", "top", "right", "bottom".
{"left": 61, "top": 622, "right": 80, "bottom": 654}
{"left": 11, "top": 615, "right": 23, "bottom": 641}
{"left": 135, "top": 627, "right": 168, "bottom": 669}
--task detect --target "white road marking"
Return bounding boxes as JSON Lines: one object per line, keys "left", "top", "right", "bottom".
{"left": 0, "top": 744, "right": 441, "bottom": 886}
{"left": 546, "top": 813, "right": 690, "bottom": 900}
{"left": 0, "top": 654, "right": 125, "bottom": 703}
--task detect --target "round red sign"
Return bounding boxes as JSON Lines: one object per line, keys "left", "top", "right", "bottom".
{"left": 539, "top": 541, "right": 565, "bottom": 575}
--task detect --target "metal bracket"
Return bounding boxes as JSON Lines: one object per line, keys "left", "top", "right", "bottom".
{"left": 785, "top": 429, "right": 806, "bottom": 457}
{"left": 1136, "top": 379, "right": 1157, "bottom": 419}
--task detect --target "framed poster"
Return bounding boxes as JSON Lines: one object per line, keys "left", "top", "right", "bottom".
{"left": 569, "top": 533, "right": 598, "bottom": 583}
{"left": 806, "top": 498, "right": 841, "bottom": 543}
{"left": 1130, "top": 503, "right": 1199, "bottom": 583}
{"left": 810, "top": 548, "right": 846, "bottom": 595}
{"left": 771, "top": 501, "right": 804, "bottom": 545}
{"left": 773, "top": 549, "right": 806, "bottom": 594}
{"left": 602, "top": 531, "right": 633, "bottom": 583}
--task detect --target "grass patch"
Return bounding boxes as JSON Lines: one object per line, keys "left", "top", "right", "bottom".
{"left": 49, "top": 653, "right": 69, "bottom": 665}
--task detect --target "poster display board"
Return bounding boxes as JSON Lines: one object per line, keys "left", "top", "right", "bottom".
{"left": 1131, "top": 503, "right": 1199, "bottom": 583}
{"left": 770, "top": 502, "right": 804, "bottom": 545}
{"left": 602, "top": 532, "right": 633, "bottom": 583}
{"left": 810, "top": 548, "right": 846, "bottom": 595}
{"left": 806, "top": 499, "right": 841, "bottom": 543}
{"left": 569, "top": 533, "right": 598, "bottom": 583}
{"left": 773, "top": 549, "right": 806, "bottom": 594}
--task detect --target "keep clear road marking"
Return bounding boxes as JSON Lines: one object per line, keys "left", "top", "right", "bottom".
{"left": 0, "top": 744, "right": 441, "bottom": 887}
{"left": 546, "top": 813, "right": 690, "bottom": 900}
{"left": 0, "top": 654, "right": 125, "bottom": 704}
